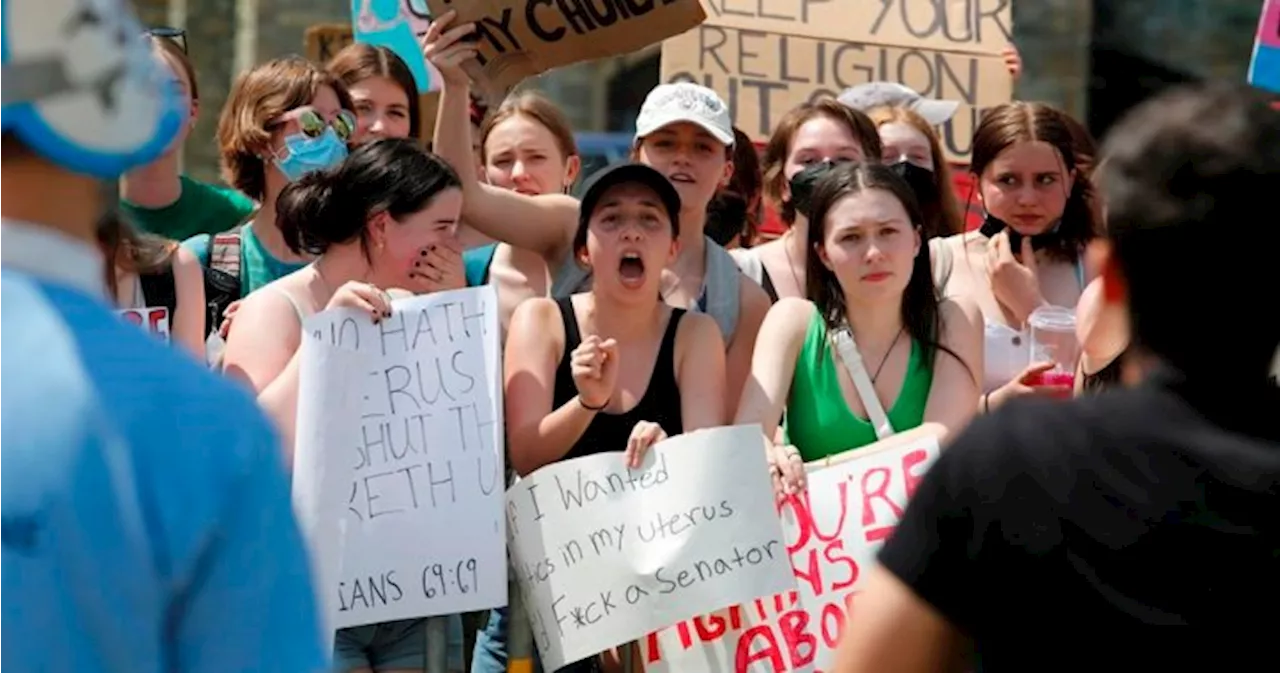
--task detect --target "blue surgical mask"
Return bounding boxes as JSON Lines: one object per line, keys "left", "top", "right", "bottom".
{"left": 274, "top": 126, "right": 348, "bottom": 182}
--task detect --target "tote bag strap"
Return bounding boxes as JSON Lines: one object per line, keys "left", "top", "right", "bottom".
{"left": 829, "top": 325, "right": 896, "bottom": 440}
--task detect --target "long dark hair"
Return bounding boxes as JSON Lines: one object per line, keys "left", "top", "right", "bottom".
{"left": 805, "top": 163, "right": 963, "bottom": 375}
{"left": 277, "top": 138, "right": 460, "bottom": 259}
{"left": 970, "top": 102, "right": 1100, "bottom": 262}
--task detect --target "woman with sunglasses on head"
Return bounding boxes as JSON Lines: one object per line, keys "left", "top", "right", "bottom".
{"left": 222, "top": 138, "right": 466, "bottom": 673}
{"left": 183, "top": 57, "right": 358, "bottom": 343}
{"left": 425, "top": 13, "right": 770, "bottom": 420}
{"left": 733, "top": 99, "right": 882, "bottom": 303}
{"left": 867, "top": 105, "right": 966, "bottom": 240}
{"left": 737, "top": 163, "right": 982, "bottom": 495}
{"left": 97, "top": 211, "right": 207, "bottom": 356}
{"left": 120, "top": 30, "right": 257, "bottom": 241}
{"left": 930, "top": 102, "right": 1101, "bottom": 410}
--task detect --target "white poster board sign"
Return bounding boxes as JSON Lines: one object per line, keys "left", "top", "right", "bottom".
{"left": 507, "top": 425, "right": 795, "bottom": 671}
{"left": 642, "top": 433, "right": 942, "bottom": 672}
{"left": 293, "top": 286, "right": 506, "bottom": 631}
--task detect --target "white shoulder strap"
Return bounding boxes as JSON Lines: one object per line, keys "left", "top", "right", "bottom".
{"left": 829, "top": 326, "right": 896, "bottom": 440}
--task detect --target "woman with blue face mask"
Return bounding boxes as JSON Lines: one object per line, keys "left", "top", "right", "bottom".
{"left": 182, "top": 57, "right": 357, "bottom": 345}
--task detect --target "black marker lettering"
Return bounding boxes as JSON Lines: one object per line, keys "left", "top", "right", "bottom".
{"left": 426, "top": 460, "right": 456, "bottom": 506}
{"left": 377, "top": 310, "right": 407, "bottom": 356}
{"left": 527, "top": 0, "right": 566, "bottom": 41}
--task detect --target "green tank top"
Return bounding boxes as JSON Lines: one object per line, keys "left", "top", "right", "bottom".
{"left": 783, "top": 307, "right": 933, "bottom": 462}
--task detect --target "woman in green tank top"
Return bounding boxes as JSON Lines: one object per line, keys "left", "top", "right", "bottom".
{"left": 734, "top": 163, "right": 983, "bottom": 493}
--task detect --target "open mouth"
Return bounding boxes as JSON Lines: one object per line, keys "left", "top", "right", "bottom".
{"left": 618, "top": 252, "right": 646, "bottom": 288}
{"left": 668, "top": 172, "right": 696, "bottom": 184}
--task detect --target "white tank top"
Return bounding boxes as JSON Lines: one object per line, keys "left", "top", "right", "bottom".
{"left": 932, "top": 237, "right": 1085, "bottom": 392}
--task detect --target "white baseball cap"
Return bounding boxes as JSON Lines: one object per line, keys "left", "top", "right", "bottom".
{"left": 837, "top": 82, "right": 960, "bottom": 126}
{"left": 635, "top": 82, "right": 735, "bottom": 146}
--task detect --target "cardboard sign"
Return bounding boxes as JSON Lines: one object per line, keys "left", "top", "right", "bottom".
{"left": 694, "top": 0, "right": 1012, "bottom": 57}
{"left": 118, "top": 307, "right": 171, "bottom": 343}
{"left": 642, "top": 434, "right": 942, "bottom": 672}
{"left": 507, "top": 425, "right": 794, "bottom": 671}
{"left": 425, "top": 0, "right": 707, "bottom": 99}
{"left": 351, "top": 0, "right": 443, "bottom": 93}
{"left": 1249, "top": 0, "right": 1280, "bottom": 94}
{"left": 293, "top": 287, "right": 506, "bottom": 631}
{"left": 304, "top": 23, "right": 442, "bottom": 141}
{"left": 661, "top": 23, "right": 1011, "bottom": 162}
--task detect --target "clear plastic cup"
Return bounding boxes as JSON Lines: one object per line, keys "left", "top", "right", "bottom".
{"left": 1027, "top": 305, "right": 1080, "bottom": 392}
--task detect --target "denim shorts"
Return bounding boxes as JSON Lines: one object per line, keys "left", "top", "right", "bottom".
{"left": 471, "top": 608, "right": 600, "bottom": 673}
{"left": 333, "top": 616, "right": 464, "bottom": 672}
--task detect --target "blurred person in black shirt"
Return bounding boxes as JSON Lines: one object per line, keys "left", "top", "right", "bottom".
{"left": 834, "top": 82, "right": 1280, "bottom": 671}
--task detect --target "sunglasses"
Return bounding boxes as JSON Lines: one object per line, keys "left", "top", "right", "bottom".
{"left": 273, "top": 108, "right": 357, "bottom": 143}
{"left": 146, "top": 26, "right": 187, "bottom": 53}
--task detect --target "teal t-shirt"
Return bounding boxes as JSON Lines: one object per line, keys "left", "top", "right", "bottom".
{"left": 121, "top": 175, "right": 257, "bottom": 242}
{"left": 183, "top": 224, "right": 308, "bottom": 297}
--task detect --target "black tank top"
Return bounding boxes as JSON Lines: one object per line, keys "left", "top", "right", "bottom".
{"left": 553, "top": 297, "right": 685, "bottom": 460}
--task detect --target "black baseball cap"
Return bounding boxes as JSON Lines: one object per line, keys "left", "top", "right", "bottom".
{"left": 577, "top": 162, "right": 682, "bottom": 234}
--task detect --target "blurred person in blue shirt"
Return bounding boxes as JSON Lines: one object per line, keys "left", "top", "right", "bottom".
{"left": 0, "top": 0, "right": 328, "bottom": 671}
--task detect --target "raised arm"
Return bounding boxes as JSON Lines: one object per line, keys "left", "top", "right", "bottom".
{"left": 922, "top": 297, "right": 984, "bottom": 439}
{"left": 675, "top": 312, "right": 728, "bottom": 431}
{"left": 724, "top": 274, "right": 771, "bottom": 419}
{"left": 425, "top": 13, "right": 578, "bottom": 266}
{"left": 733, "top": 297, "right": 812, "bottom": 440}
{"left": 504, "top": 298, "right": 597, "bottom": 476}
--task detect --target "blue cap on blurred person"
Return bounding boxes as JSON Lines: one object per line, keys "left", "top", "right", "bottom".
{"left": 1, "top": 0, "right": 185, "bottom": 177}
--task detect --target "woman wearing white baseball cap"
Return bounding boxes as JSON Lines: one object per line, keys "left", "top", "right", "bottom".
{"left": 424, "top": 11, "right": 770, "bottom": 422}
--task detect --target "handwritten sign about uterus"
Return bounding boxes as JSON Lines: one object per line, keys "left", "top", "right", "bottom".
{"left": 506, "top": 425, "right": 794, "bottom": 671}
{"left": 293, "top": 286, "right": 505, "bottom": 631}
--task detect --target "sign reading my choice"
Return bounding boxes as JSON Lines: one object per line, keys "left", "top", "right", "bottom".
{"left": 424, "top": 0, "right": 707, "bottom": 98}
{"left": 661, "top": 0, "right": 1014, "bottom": 162}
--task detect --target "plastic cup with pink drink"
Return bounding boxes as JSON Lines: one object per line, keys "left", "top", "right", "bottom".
{"left": 1026, "top": 305, "right": 1080, "bottom": 396}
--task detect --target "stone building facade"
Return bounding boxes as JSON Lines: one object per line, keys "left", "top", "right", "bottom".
{"left": 133, "top": 0, "right": 1264, "bottom": 185}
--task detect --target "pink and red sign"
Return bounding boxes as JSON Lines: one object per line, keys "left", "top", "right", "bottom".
{"left": 1249, "top": 0, "right": 1280, "bottom": 94}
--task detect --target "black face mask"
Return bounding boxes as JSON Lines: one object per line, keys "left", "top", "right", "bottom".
{"left": 788, "top": 159, "right": 853, "bottom": 220}
{"left": 979, "top": 213, "right": 1065, "bottom": 252}
{"left": 888, "top": 160, "right": 938, "bottom": 207}
{"left": 705, "top": 190, "right": 748, "bottom": 247}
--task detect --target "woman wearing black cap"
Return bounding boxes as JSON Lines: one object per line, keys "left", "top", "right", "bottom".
{"left": 503, "top": 162, "right": 727, "bottom": 476}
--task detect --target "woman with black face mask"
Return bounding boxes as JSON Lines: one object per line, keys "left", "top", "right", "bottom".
{"left": 928, "top": 102, "right": 1101, "bottom": 411}
{"left": 867, "top": 106, "right": 965, "bottom": 240}
{"left": 732, "top": 100, "right": 882, "bottom": 303}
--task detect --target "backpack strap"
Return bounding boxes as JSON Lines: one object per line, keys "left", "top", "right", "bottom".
{"left": 210, "top": 224, "right": 245, "bottom": 285}
{"left": 464, "top": 243, "right": 500, "bottom": 287}
{"left": 139, "top": 264, "right": 178, "bottom": 319}
{"left": 930, "top": 236, "right": 955, "bottom": 294}
{"left": 701, "top": 237, "right": 740, "bottom": 345}
{"left": 829, "top": 324, "right": 896, "bottom": 440}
